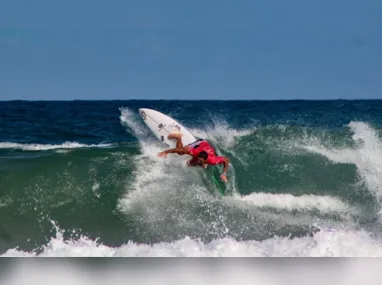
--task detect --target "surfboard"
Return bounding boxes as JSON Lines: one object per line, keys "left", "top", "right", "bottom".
{"left": 138, "top": 108, "right": 196, "bottom": 148}
{"left": 138, "top": 108, "right": 225, "bottom": 196}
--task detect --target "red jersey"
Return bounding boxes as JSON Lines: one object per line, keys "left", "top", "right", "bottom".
{"left": 188, "top": 141, "right": 225, "bottom": 165}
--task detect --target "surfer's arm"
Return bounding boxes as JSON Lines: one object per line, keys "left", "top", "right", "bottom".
{"left": 221, "top": 157, "right": 230, "bottom": 175}
{"left": 209, "top": 156, "right": 229, "bottom": 173}
{"left": 218, "top": 157, "right": 229, "bottom": 183}
{"left": 209, "top": 156, "right": 230, "bottom": 182}
{"left": 166, "top": 148, "right": 186, "bottom": 155}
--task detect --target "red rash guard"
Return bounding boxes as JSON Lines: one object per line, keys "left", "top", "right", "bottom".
{"left": 188, "top": 141, "right": 225, "bottom": 165}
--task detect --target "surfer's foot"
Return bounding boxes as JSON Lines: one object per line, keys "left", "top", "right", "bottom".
{"left": 167, "top": 132, "right": 182, "bottom": 140}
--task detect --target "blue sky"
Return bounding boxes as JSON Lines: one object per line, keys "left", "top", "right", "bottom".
{"left": 0, "top": 0, "right": 381, "bottom": 100}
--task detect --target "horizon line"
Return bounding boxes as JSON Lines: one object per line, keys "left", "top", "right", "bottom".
{"left": 1, "top": 98, "right": 382, "bottom": 102}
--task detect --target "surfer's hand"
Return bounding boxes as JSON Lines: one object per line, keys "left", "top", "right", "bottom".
{"left": 158, "top": 151, "right": 167, "bottom": 158}
{"left": 220, "top": 173, "right": 228, "bottom": 183}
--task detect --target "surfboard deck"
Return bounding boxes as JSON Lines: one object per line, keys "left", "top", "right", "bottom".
{"left": 139, "top": 108, "right": 197, "bottom": 147}
{"left": 138, "top": 108, "right": 226, "bottom": 195}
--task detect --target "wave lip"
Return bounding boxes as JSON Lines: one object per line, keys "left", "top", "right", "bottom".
{"left": 236, "top": 192, "right": 356, "bottom": 215}
{"left": 298, "top": 121, "right": 382, "bottom": 198}
{"left": 0, "top": 141, "right": 111, "bottom": 151}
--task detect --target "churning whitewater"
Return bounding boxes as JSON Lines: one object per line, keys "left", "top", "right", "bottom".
{"left": 1, "top": 100, "right": 382, "bottom": 256}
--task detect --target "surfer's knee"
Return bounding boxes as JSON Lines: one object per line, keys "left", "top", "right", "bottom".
{"left": 181, "top": 146, "right": 190, "bottom": 153}
{"left": 175, "top": 148, "right": 187, "bottom": 155}
{"left": 168, "top": 133, "right": 182, "bottom": 140}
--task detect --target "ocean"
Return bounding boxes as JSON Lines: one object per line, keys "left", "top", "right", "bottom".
{"left": 1, "top": 100, "right": 382, "bottom": 256}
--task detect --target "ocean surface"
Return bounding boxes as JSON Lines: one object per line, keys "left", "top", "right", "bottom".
{"left": 1, "top": 100, "right": 382, "bottom": 256}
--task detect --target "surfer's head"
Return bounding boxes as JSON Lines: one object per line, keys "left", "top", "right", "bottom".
{"left": 198, "top": 151, "right": 208, "bottom": 164}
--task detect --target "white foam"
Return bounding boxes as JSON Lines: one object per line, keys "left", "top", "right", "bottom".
{"left": 0, "top": 142, "right": 111, "bottom": 151}
{"left": 119, "top": 107, "right": 150, "bottom": 139}
{"left": 118, "top": 108, "right": 239, "bottom": 237}
{"left": 3, "top": 259, "right": 382, "bottom": 285}
{"left": 92, "top": 183, "right": 101, "bottom": 198}
{"left": 116, "top": 142, "right": 209, "bottom": 232}
{"left": 0, "top": 196, "right": 13, "bottom": 208}
{"left": 190, "top": 121, "right": 253, "bottom": 150}
{"left": 234, "top": 192, "right": 356, "bottom": 215}
{"left": 301, "top": 145, "right": 357, "bottom": 164}
{"left": 348, "top": 121, "right": 382, "bottom": 195}
{"left": 3, "top": 224, "right": 382, "bottom": 257}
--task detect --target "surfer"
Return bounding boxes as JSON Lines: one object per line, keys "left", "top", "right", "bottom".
{"left": 157, "top": 133, "right": 230, "bottom": 183}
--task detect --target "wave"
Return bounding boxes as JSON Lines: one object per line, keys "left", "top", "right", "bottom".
{"left": 119, "top": 107, "right": 151, "bottom": 138}
{"left": 298, "top": 121, "right": 382, "bottom": 199}
{"left": 2, "top": 221, "right": 382, "bottom": 257}
{"left": 2, "top": 108, "right": 381, "bottom": 256}
{"left": 0, "top": 141, "right": 112, "bottom": 151}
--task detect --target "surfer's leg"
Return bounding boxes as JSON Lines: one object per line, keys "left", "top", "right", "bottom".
{"left": 167, "top": 133, "right": 184, "bottom": 149}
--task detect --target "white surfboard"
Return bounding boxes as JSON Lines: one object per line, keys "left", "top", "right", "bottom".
{"left": 138, "top": 108, "right": 197, "bottom": 148}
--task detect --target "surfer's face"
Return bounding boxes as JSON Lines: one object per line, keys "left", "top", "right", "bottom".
{"left": 198, "top": 157, "right": 206, "bottom": 164}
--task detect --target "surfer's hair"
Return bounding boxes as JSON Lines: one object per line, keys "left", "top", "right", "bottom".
{"left": 198, "top": 151, "right": 208, "bottom": 160}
